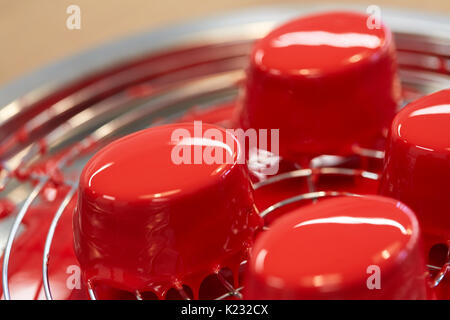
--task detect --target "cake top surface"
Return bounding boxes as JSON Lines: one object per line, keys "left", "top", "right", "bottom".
{"left": 80, "top": 122, "right": 241, "bottom": 202}
{"left": 392, "top": 89, "right": 450, "bottom": 153}
{"left": 249, "top": 196, "right": 418, "bottom": 291}
{"left": 252, "top": 11, "right": 390, "bottom": 77}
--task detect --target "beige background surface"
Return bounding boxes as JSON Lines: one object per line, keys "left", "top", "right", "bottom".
{"left": 1, "top": 0, "right": 449, "bottom": 85}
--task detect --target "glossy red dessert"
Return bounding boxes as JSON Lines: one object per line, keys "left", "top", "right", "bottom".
{"left": 73, "top": 122, "right": 262, "bottom": 298}
{"left": 244, "top": 196, "right": 429, "bottom": 299}
{"left": 3, "top": 10, "right": 449, "bottom": 301}
{"left": 379, "top": 89, "right": 450, "bottom": 253}
{"left": 237, "top": 11, "right": 401, "bottom": 162}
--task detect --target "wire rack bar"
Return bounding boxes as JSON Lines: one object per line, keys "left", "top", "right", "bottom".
{"left": 177, "top": 287, "right": 191, "bottom": 300}
{"left": 87, "top": 281, "right": 97, "bottom": 300}
{"left": 259, "top": 191, "right": 360, "bottom": 219}
{"left": 135, "top": 290, "right": 143, "bottom": 300}
{"left": 2, "top": 177, "right": 48, "bottom": 300}
{"left": 216, "top": 286, "right": 243, "bottom": 300}
{"left": 216, "top": 271, "right": 243, "bottom": 299}
{"left": 430, "top": 262, "right": 449, "bottom": 288}
{"left": 42, "top": 185, "right": 77, "bottom": 300}
{"left": 253, "top": 167, "right": 379, "bottom": 190}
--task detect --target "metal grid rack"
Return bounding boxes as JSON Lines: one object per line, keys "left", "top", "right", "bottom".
{"left": 0, "top": 6, "right": 449, "bottom": 300}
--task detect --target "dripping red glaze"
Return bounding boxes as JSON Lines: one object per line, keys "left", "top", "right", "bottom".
{"left": 0, "top": 188, "right": 84, "bottom": 300}
{"left": 0, "top": 198, "right": 15, "bottom": 219}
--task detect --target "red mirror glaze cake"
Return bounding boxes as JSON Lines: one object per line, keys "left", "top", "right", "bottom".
{"left": 245, "top": 196, "right": 429, "bottom": 299}
{"left": 73, "top": 123, "right": 262, "bottom": 298}
{"left": 379, "top": 89, "right": 450, "bottom": 252}
{"left": 237, "top": 11, "right": 401, "bottom": 162}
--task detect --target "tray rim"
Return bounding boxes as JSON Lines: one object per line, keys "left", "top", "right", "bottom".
{"left": 1, "top": 3, "right": 449, "bottom": 108}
